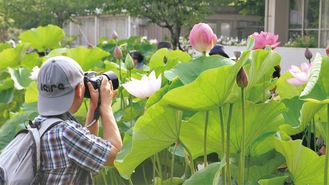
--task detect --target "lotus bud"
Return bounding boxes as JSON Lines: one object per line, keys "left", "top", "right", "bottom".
{"left": 236, "top": 67, "right": 248, "bottom": 88}
{"left": 114, "top": 46, "right": 122, "bottom": 60}
{"left": 304, "top": 48, "right": 312, "bottom": 62}
{"left": 125, "top": 53, "right": 134, "bottom": 70}
{"left": 112, "top": 30, "right": 118, "bottom": 40}
{"left": 189, "top": 23, "right": 217, "bottom": 53}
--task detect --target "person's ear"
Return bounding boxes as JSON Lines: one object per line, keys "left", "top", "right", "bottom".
{"left": 75, "top": 82, "right": 84, "bottom": 99}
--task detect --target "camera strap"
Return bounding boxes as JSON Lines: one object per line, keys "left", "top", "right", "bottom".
{"left": 86, "top": 81, "right": 102, "bottom": 128}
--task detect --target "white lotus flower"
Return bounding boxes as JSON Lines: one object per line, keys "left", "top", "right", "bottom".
{"left": 149, "top": 39, "right": 158, "bottom": 44}
{"left": 29, "top": 66, "right": 40, "bottom": 81}
{"left": 122, "top": 71, "right": 161, "bottom": 99}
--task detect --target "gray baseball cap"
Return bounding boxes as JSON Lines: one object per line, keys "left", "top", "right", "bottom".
{"left": 37, "top": 56, "right": 84, "bottom": 116}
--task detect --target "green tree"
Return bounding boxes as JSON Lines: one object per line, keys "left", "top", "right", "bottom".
{"left": 0, "top": 0, "right": 106, "bottom": 29}
{"left": 235, "top": 0, "right": 265, "bottom": 18}
{"left": 103, "top": 0, "right": 222, "bottom": 50}
{"left": 0, "top": 0, "right": 16, "bottom": 41}
{"left": 0, "top": 0, "right": 265, "bottom": 46}
{"left": 103, "top": 0, "right": 266, "bottom": 50}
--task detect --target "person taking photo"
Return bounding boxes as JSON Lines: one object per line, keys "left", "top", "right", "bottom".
{"left": 33, "top": 56, "right": 122, "bottom": 184}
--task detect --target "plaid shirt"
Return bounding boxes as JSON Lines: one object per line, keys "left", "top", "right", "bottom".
{"left": 35, "top": 113, "right": 111, "bottom": 184}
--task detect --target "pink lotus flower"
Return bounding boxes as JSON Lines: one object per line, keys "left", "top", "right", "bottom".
{"left": 286, "top": 62, "right": 312, "bottom": 86}
{"left": 251, "top": 31, "right": 281, "bottom": 50}
{"left": 189, "top": 23, "right": 217, "bottom": 53}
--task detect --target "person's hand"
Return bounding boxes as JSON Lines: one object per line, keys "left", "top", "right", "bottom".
{"left": 87, "top": 82, "right": 99, "bottom": 111}
{"left": 99, "top": 76, "right": 117, "bottom": 110}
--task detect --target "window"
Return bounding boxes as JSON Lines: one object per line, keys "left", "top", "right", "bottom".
{"left": 288, "top": 0, "right": 329, "bottom": 47}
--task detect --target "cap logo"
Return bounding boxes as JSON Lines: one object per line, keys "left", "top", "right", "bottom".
{"left": 40, "top": 83, "right": 65, "bottom": 92}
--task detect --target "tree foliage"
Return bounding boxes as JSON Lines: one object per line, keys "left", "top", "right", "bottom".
{"left": 0, "top": 0, "right": 105, "bottom": 30}
{"left": 0, "top": 0, "right": 265, "bottom": 46}
{"left": 235, "top": 0, "right": 265, "bottom": 17}
{"left": 103, "top": 0, "right": 223, "bottom": 50}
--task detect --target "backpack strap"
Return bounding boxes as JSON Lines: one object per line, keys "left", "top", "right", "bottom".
{"left": 29, "top": 118, "right": 63, "bottom": 179}
{"left": 38, "top": 118, "right": 63, "bottom": 136}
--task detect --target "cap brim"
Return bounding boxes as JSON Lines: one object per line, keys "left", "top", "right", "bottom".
{"left": 38, "top": 90, "right": 75, "bottom": 116}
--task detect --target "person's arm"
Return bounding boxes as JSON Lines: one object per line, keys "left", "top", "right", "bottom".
{"left": 85, "top": 82, "right": 100, "bottom": 135}
{"left": 98, "top": 77, "right": 122, "bottom": 166}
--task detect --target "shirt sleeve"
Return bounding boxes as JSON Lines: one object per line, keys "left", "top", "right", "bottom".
{"left": 62, "top": 121, "right": 111, "bottom": 174}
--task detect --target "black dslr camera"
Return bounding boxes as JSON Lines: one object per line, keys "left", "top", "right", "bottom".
{"left": 84, "top": 71, "right": 119, "bottom": 98}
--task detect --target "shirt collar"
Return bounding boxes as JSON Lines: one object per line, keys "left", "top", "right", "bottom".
{"left": 34, "top": 111, "right": 78, "bottom": 124}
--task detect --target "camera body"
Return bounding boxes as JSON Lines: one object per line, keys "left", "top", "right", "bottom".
{"left": 84, "top": 71, "right": 119, "bottom": 98}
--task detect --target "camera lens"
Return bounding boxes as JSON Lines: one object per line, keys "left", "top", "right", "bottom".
{"left": 102, "top": 71, "right": 119, "bottom": 90}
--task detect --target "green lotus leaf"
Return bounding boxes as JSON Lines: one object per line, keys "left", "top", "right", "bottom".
{"left": 314, "top": 106, "right": 328, "bottom": 141}
{"left": 0, "top": 48, "right": 19, "bottom": 70}
{"left": 0, "top": 88, "right": 14, "bottom": 104}
{"left": 149, "top": 48, "right": 171, "bottom": 69}
{"left": 276, "top": 71, "right": 304, "bottom": 100}
{"left": 21, "top": 52, "right": 42, "bottom": 69}
{"left": 161, "top": 53, "right": 249, "bottom": 111}
{"left": 0, "top": 43, "right": 30, "bottom": 70}
{"left": 246, "top": 152, "right": 287, "bottom": 184}
{"left": 273, "top": 139, "right": 324, "bottom": 185}
{"left": 180, "top": 100, "right": 286, "bottom": 158}
{"left": 24, "top": 81, "right": 38, "bottom": 104}
{"left": 47, "top": 47, "right": 110, "bottom": 71}
{"left": 300, "top": 53, "right": 329, "bottom": 103}
{"left": 0, "top": 71, "right": 14, "bottom": 91}
{"left": 183, "top": 162, "right": 224, "bottom": 185}
{"left": 315, "top": 121, "right": 327, "bottom": 145}
{"left": 0, "top": 43, "right": 12, "bottom": 52}
{"left": 119, "top": 101, "right": 145, "bottom": 123}
{"left": 229, "top": 79, "right": 273, "bottom": 104}
{"left": 230, "top": 152, "right": 285, "bottom": 184}
{"left": 225, "top": 49, "right": 281, "bottom": 104}
{"left": 280, "top": 100, "right": 324, "bottom": 136}
{"left": 149, "top": 48, "right": 191, "bottom": 71}
{"left": 8, "top": 67, "right": 32, "bottom": 90}
{"left": 246, "top": 35, "right": 255, "bottom": 50}
{"left": 258, "top": 176, "right": 289, "bottom": 185}
{"left": 115, "top": 129, "right": 133, "bottom": 165}
{"left": 19, "top": 24, "right": 65, "bottom": 52}
{"left": 246, "top": 49, "right": 281, "bottom": 89}
{"left": 166, "top": 54, "right": 240, "bottom": 85}
{"left": 21, "top": 102, "right": 38, "bottom": 120}
{"left": 279, "top": 97, "right": 304, "bottom": 135}
{"left": 163, "top": 177, "right": 185, "bottom": 185}
{"left": 0, "top": 114, "right": 28, "bottom": 150}
{"left": 168, "top": 49, "right": 191, "bottom": 62}
{"left": 152, "top": 50, "right": 187, "bottom": 78}
{"left": 114, "top": 103, "right": 180, "bottom": 179}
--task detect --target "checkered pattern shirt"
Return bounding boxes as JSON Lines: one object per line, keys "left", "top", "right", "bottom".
{"left": 36, "top": 113, "right": 111, "bottom": 184}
